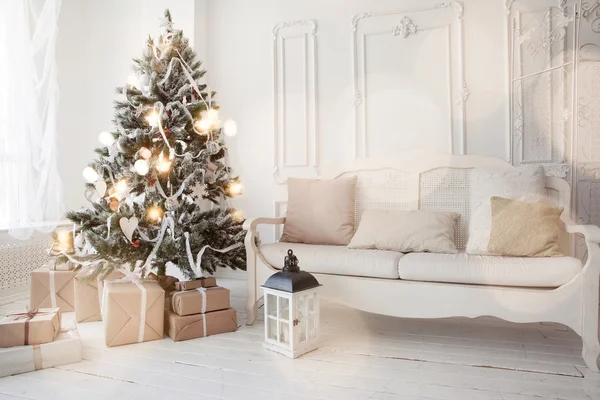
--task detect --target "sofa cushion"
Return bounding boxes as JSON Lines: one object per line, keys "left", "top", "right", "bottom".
{"left": 349, "top": 209, "right": 459, "bottom": 254}
{"left": 259, "top": 242, "right": 402, "bottom": 279}
{"left": 397, "top": 252, "right": 581, "bottom": 288}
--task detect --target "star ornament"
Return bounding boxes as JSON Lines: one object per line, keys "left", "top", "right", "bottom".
{"left": 159, "top": 16, "right": 173, "bottom": 30}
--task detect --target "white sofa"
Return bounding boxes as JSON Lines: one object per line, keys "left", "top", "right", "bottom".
{"left": 243, "top": 153, "right": 600, "bottom": 372}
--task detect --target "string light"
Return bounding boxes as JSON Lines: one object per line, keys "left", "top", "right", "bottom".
{"left": 227, "top": 182, "right": 243, "bottom": 196}
{"left": 134, "top": 159, "right": 150, "bottom": 176}
{"left": 139, "top": 147, "right": 152, "bottom": 159}
{"left": 231, "top": 209, "right": 244, "bottom": 222}
{"left": 156, "top": 153, "right": 172, "bottom": 173}
{"left": 223, "top": 120, "right": 237, "bottom": 137}
{"left": 82, "top": 167, "right": 98, "bottom": 183}
{"left": 115, "top": 179, "right": 128, "bottom": 195}
{"left": 194, "top": 119, "right": 211, "bottom": 133}
{"left": 56, "top": 230, "right": 73, "bottom": 252}
{"left": 145, "top": 111, "right": 159, "bottom": 127}
{"left": 98, "top": 131, "right": 115, "bottom": 146}
{"left": 146, "top": 205, "right": 164, "bottom": 222}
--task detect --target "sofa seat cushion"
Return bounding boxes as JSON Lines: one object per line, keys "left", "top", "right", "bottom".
{"left": 397, "top": 252, "right": 581, "bottom": 288}
{"left": 259, "top": 242, "right": 403, "bottom": 279}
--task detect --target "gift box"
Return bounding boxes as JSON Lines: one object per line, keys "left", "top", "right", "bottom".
{"left": 102, "top": 280, "right": 165, "bottom": 347}
{"left": 74, "top": 270, "right": 123, "bottom": 323}
{"left": 164, "top": 308, "right": 237, "bottom": 342}
{"left": 0, "top": 308, "right": 61, "bottom": 348}
{"left": 171, "top": 286, "right": 230, "bottom": 316}
{"left": 30, "top": 267, "right": 76, "bottom": 312}
{"left": 0, "top": 314, "right": 81, "bottom": 377}
{"left": 174, "top": 276, "right": 217, "bottom": 291}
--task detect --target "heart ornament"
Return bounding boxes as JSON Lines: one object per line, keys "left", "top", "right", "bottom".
{"left": 94, "top": 178, "right": 107, "bottom": 197}
{"left": 119, "top": 216, "right": 139, "bottom": 243}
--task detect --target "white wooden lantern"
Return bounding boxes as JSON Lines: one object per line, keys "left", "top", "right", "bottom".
{"left": 262, "top": 249, "right": 321, "bottom": 358}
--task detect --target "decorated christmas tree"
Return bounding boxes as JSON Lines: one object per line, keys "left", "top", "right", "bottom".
{"left": 54, "top": 10, "right": 246, "bottom": 279}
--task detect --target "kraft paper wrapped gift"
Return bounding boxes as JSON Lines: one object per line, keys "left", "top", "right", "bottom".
{"left": 171, "top": 286, "right": 230, "bottom": 316}
{"left": 164, "top": 308, "right": 237, "bottom": 341}
{"left": 74, "top": 270, "right": 124, "bottom": 323}
{"left": 102, "top": 280, "right": 165, "bottom": 347}
{"left": 0, "top": 308, "right": 61, "bottom": 348}
{"left": 0, "top": 314, "right": 81, "bottom": 378}
{"left": 30, "top": 267, "right": 76, "bottom": 312}
{"left": 174, "top": 277, "right": 217, "bottom": 291}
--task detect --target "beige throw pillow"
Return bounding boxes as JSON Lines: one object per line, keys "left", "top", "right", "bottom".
{"left": 280, "top": 177, "right": 357, "bottom": 245}
{"left": 488, "top": 196, "right": 563, "bottom": 257}
{"left": 349, "top": 209, "right": 460, "bottom": 254}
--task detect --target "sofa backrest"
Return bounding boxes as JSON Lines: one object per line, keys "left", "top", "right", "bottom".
{"left": 330, "top": 153, "right": 571, "bottom": 250}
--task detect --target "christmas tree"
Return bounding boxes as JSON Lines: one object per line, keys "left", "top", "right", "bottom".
{"left": 54, "top": 10, "right": 246, "bottom": 279}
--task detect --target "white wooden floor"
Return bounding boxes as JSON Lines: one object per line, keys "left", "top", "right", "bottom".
{"left": 1, "top": 277, "right": 599, "bottom": 400}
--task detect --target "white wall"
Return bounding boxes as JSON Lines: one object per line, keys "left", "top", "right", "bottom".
{"left": 205, "top": 0, "right": 510, "bottom": 243}
{"left": 56, "top": 0, "right": 195, "bottom": 211}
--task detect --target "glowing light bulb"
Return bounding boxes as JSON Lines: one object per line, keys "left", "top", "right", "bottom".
{"left": 139, "top": 147, "right": 152, "bottom": 159}
{"left": 194, "top": 119, "right": 211, "bottom": 134}
{"left": 223, "top": 120, "right": 237, "bottom": 137}
{"left": 231, "top": 209, "right": 244, "bottom": 222}
{"left": 98, "top": 131, "right": 115, "bottom": 146}
{"left": 204, "top": 108, "right": 219, "bottom": 123}
{"left": 227, "top": 182, "right": 243, "bottom": 196}
{"left": 56, "top": 230, "right": 73, "bottom": 252}
{"left": 82, "top": 167, "right": 98, "bottom": 183}
{"left": 115, "top": 179, "right": 128, "bottom": 194}
{"left": 146, "top": 205, "right": 164, "bottom": 222}
{"left": 156, "top": 155, "right": 172, "bottom": 173}
{"left": 127, "top": 74, "right": 140, "bottom": 88}
{"left": 145, "top": 111, "right": 159, "bottom": 127}
{"left": 134, "top": 159, "right": 150, "bottom": 176}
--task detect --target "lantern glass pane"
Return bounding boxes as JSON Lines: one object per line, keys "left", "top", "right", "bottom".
{"left": 296, "top": 295, "right": 307, "bottom": 344}
{"left": 279, "top": 321, "right": 290, "bottom": 345}
{"left": 267, "top": 294, "right": 277, "bottom": 317}
{"left": 308, "top": 293, "right": 315, "bottom": 314}
{"left": 267, "top": 317, "right": 277, "bottom": 341}
{"left": 308, "top": 317, "right": 316, "bottom": 340}
{"left": 279, "top": 297, "right": 290, "bottom": 320}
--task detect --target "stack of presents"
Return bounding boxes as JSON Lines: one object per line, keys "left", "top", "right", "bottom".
{"left": 0, "top": 261, "right": 237, "bottom": 377}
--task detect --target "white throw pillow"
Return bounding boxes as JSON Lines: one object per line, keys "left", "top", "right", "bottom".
{"left": 466, "top": 165, "right": 546, "bottom": 255}
{"left": 349, "top": 209, "right": 460, "bottom": 254}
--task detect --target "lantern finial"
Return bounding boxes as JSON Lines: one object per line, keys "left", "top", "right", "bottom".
{"left": 283, "top": 249, "right": 300, "bottom": 274}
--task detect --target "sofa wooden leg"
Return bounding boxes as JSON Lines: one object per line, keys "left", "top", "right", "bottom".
{"left": 246, "top": 299, "right": 259, "bottom": 326}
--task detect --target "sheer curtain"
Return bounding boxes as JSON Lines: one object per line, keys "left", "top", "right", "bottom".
{"left": 0, "top": 0, "right": 63, "bottom": 239}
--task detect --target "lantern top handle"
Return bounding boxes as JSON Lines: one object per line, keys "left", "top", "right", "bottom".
{"left": 283, "top": 249, "right": 300, "bottom": 275}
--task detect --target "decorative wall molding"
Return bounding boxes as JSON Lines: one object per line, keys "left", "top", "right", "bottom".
{"left": 351, "top": 1, "right": 467, "bottom": 159}
{"left": 272, "top": 19, "right": 319, "bottom": 184}
{"left": 543, "top": 163, "right": 569, "bottom": 178}
{"left": 435, "top": 1, "right": 464, "bottom": 20}
{"left": 272, "top": 20, "right": 318, "bottom": 39}
{"left": 392, "top": 16, "right": 418, "bottom": 38}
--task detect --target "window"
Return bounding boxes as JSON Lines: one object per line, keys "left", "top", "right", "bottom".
{"left": 0, "top": 0, "right": 63, "bottom": 238}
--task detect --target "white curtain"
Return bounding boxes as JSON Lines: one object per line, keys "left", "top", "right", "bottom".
{"left": 0, "top": 0, "right": 63, "bottom": 239}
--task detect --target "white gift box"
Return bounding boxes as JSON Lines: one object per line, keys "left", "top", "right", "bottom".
{"left": 0, "top": 313, "right": 82, "bottom": 378}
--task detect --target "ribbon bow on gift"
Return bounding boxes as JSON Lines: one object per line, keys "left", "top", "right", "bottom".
{"left": 8, "top": 308, "right": 58, "bottom": 346}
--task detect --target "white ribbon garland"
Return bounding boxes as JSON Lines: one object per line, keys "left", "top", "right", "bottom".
{"left": 183, "top": 231, "right": 243, "bottom": 278}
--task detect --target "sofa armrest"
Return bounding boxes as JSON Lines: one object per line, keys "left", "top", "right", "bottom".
{"left": 561, "top": 215, "right": 600, "bottom": 243}
{"left": 243, "top": 217, "right": 285, "bottom": 231}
